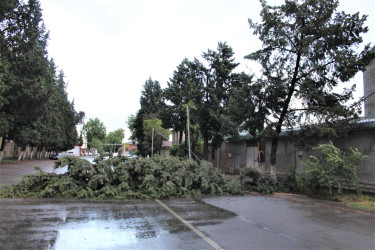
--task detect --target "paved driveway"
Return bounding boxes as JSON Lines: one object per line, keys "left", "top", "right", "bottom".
{"left": 0, "top": 160, "right": 374, "bottom": 249}
{"left": 0, "top": 195, "right": 374, "bottom": 249}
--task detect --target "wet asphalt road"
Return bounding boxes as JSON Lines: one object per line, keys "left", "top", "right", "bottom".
{"left": 0, "top": 159, "right": 67, "bottom": 188}
{"left": 0, "top": 159, "right": 374, "bottom": 249}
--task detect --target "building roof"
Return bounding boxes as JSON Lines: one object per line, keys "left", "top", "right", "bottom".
{"left": 350, "top": 116, "right": 375, "bottom": 130}
{"left": 226, "top": 133, "right": 255, "bottom": 142}
{"left": 225, "top": 116, "right": 375, "bottom": 142}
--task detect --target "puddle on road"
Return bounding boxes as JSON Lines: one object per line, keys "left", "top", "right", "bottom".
{"left": 0, "top": 199, "right": 235, "bottom": 249}
{"left": 55, "top": 220, "right": 139, "bottom": 248}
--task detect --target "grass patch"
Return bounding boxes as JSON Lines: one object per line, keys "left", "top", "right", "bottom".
{"left": 308, "top": 189, "right": 375, "bottom": 211}
{"left": 0, "top": 159, "right": 17, "bottom": 164}
{"left": 335, "top": 194, "right": 375, "bottom": 211}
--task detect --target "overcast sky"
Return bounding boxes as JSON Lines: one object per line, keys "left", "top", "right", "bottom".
{"left": 38, "top": 0, "right": 375, "bottom": 139}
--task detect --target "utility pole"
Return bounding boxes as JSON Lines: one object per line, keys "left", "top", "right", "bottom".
{"left": 151, "top": 127, "right": 154, "bottom": 157}
{"left": 187, "top": 105, "right": 191, "bottom": 160}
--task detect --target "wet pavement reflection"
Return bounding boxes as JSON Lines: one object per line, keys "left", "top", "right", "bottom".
{"left": 1, "top": 160, "right": 374, "bottom": 249}
{"left": 0, "top": 199, "right": 235, "bottom": 249}
{"left": 0, "top": 196, "right": 374, "bottom": 249}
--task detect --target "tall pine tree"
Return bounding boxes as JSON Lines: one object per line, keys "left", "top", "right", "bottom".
{"left": 246, "top": 0, "right": 374, "bottom": 173}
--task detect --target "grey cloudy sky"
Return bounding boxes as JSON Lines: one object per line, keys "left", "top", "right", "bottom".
{"left": 38, "top": 0, "right": 375, "bottom": 139}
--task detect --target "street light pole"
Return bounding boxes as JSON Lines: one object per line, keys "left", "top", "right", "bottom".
{"left": 187, "top": 105, "right": 191, "bottom": 160}
{"left": 151, "top": 127, "right": 154, "bottom": 157}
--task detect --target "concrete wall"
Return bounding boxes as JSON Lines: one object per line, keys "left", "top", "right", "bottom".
{"left": 0, "top": 140, "right": 51, "bottom": 161}
{"left": 160, "top": 147, "right": 170, "bottom": 158}
{"left": 63, "top": 146, "right": 81, "bottom": 157}
{"left": 271, "top": 129, "right": 375, "bottom": 193}
{"left": 2, "top": 141, "right": 16, "bottom": 159}
{"left": 218, "top": 128, "right": 374, "bottom": 192}
{"left": 208, "top": 140, "right": 247, "bottom": 174}
{"left": 208, "top": 143, "right": 230, "bottom": 172}
{"left": 227, "top": 140, "right": 247, "bottom": 174}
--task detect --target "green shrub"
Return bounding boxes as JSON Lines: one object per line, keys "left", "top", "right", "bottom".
{"left": 240, "top": 168, "right": 262, "bottom": 188}
{"left": 301, "top": 141, "right": 368, "bottom": 195}
{"left": 240, "top": 168, "right": 278, "bottom": 194}
{"left": 223, "top": 180, "right": 243, "bottom": 195}
{"left": 169, "top": 143, "right": 187, "bottom": 157}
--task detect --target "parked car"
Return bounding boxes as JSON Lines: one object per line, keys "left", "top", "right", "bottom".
{"left": 50, "top": 153, "right": 61, "bottom": 160}
{"left": 126, "top": 154, "right": 138, "bottom": 159}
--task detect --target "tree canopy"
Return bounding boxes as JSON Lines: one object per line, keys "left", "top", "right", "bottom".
{"left": 0, "top": 0, "right": 82, "bottom": 154}
{"left": 129, "top": 78, "right": 168, "bottom": 157}
{"left": 84, "top": 118, "right": 106, "bottom": 150}
{"left": 105, "top": 128, "right": 125, "bottom": 153}
{"left": 246, "top": 0, "right": 373, "bottom": 168}
{"left": 163, "top": 42, "right": 242, "bottom": 159}
{"left": 142, "top": 118, "right": 170, "bottom": 157}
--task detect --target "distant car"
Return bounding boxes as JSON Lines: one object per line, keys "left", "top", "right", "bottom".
{"left": 50, "top": 153, "right": 61, "bottom": 160}
{"left": 126, "top": 155, "right": 138, "bottom": 159}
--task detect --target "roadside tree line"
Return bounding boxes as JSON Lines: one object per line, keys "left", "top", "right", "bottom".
{"left": 129, "top": 0, "right": 374, "bottom": 170}
{"left": 82, "top": 117, "right": 125, "bottom": 154}
{"left": 0, "top": 0, "right": 83, "bottom": 161}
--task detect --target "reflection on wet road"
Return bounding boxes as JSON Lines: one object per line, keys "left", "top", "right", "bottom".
{"left": 0, "top": 199, "right": 235, "bottom": 249}
{"left": 0, "top": 160, "right": 374, "bottom": 249}
{"left": 0, "top": 196, "right": 374, "bottom": 249}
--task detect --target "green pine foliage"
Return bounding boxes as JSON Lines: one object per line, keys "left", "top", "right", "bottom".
{"left": 0, "top": 156, "right": 243, "bottom": 199}
{"left": 0, "top": 0, "right": 82, "bottom": 152}
{"left": 240, "top": 168, "right": 302, "bottom": 194}
{"left": 129, "top": 78, "right": 168, "bottom": 157}
{"left": 240, "top": 168, "right": 277, "bottom": 194}
{"left": 246, "top": 0, "right": 374, "bottom": 166}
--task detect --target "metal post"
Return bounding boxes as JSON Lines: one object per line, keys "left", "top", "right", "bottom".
{"left": 217, "top": 148, "right": 220, "bottom": 168}
{"left": 151, "top": 127, "right": 154, "bottom": 157}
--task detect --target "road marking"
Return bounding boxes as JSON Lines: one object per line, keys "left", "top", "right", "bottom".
{"left": 239, "top": 215, "right": 255, "bottom": 224}
{"left": 279, "top": 233, "right": 298, "bottom": 242}
{"left": 155, "top": 199, "right": 223, "bottom": 250}
{"left": 239, "top": 215, "right": 299, "bottom": 242}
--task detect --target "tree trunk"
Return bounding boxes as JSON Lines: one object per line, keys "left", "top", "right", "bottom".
{"left": 40, "top": 147, "right": 46, "bottom": 159}
{"left": 269, "top": 48, "right": 302, "bottom": 175}
{"left": 30, "top": 148, "right": 34, "bottom": 160}
{"left": 37, "top": 146, "right": 42, "bottom": 159}
{"left": 22, "top": 147, "right": 28, "bottom": 161}
{"left": 179, "top": 130, "right": 183, "bottom": 144}
{"left": 0, "top": 136, "right": 4, "bottom": 163}
{"left": 18, "top": 151, "right": 24, "bottom": 161}
{"left": 270, "top": 136, "right": 278, "bottom": 180}
{"left": 203, "top": 134, "right": 209, "bottom": 160}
